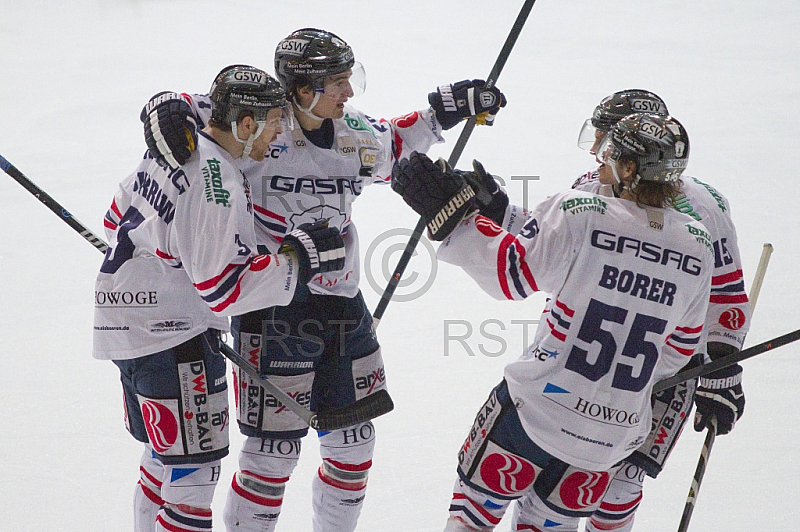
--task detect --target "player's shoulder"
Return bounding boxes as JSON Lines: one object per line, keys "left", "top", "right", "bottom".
{"left": 679, "top": 175, "right": 731, "bottom": 212}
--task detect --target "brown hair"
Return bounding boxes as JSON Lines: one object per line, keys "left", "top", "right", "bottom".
{"left": 618, "top": 155, "right": 682, "bottom": 208}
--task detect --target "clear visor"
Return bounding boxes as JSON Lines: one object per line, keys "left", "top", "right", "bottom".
{"left": 258, "top": 103, "right": 295, "bottom": 132}
{"left": 595, "top": 134, "right": 621, "bottom": 166}
{"left": 320, "top": 61, "right": 366, "bottom": 99}
{"left": 577, "top": 119, "right": 607, "bottom": 154}
{"left": 595, "top": 134, "right": 625, "bottom": 184}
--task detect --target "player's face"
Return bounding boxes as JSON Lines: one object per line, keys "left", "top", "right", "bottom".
{"left": 248, "top": 108, "right": 285, "bottom": 161}
{"left": 314, "top": 70, "right": 355, "bottom": 119}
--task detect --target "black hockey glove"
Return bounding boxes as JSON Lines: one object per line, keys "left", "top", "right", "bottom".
{"left": 694, "top": 362, "right": 745, "bottom": 435}
{"left": 429, "top": 79, "right": 507, "bottom": 130}
{"left": 459, "top": 159, "right": 509, "bottom": 226}
{"left": 391, "top": 151, "right": 478, "bottom": 241}
{"left": 278, "top": 221, "right": 346, "bottom": 285}
{"left": 140, "top": 91, "right": 198, "bottom": 170}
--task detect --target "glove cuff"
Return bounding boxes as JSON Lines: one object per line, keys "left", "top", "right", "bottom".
{"left": 699, "top": 363, "right": 742, "bottom": 389}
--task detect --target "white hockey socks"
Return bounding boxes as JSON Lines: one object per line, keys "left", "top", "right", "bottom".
{"left": 223, "top": 436, "right": 301, "bottom": 532}
{"left": 312, "top": 422, "right": 375, "bottom": 532}
{"left": 134, "top": 446, "right": 164, "bottom": 532}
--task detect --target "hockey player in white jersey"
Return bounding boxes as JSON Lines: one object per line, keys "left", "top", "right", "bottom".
{"left": 138, "top": 28, "right": 506, "bottom": 532}
{"left": 392, "top": 113, "right": 714, "bottom": 532}
{"left": 565, "top": 90, "right": 750, "bottom": 532}
{"left": 94, "top": 65, "right": 345, "bottom": 532}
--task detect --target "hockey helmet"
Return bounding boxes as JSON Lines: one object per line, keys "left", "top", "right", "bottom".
{"left": 209, "top": 64, "right": 289, "bottom": 125}
{"left": 274, "top": 28, "right": 365, "bottom": 96}
{"left": 578, "top": 89, "right": 669, "bottom": 151}
{"left": 596, "top": 113, "right": 689, "bottom": 183}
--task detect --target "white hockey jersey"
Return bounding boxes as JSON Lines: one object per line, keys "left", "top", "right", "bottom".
{"left": 93, "top": 132, "right": 298, "bottom": 360}
{"left": 183, "top": 92, "right": 443, "bottom": 297}
{"left": 439, "top": 191, "right": 714, "bottom": 470}
{"left": 572, "top": 170, "right": 751, "bottom": 352}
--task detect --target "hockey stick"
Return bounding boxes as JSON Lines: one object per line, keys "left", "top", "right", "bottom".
{"left": 1, "top": 153, "right": 392, "bottom": 431}
{"left": 371, "top": 0, "right": 537, "bottom": 328}
{"left": 1, "top": 154, "right": 108, "bottom": 253}
{"left": 654, "top": 326, "right": 800, "bottom": 393}
{"left": 676, "top": 243, "right": 772, "bottom": 532}
{"left": 654, "top": 246, "right": 783, "bottom": 393}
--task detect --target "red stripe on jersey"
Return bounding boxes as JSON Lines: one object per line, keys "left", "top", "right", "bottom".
{"left": 497, "top": 233, "right": 516, "bottom": 300}
{"left": 451, "top": 493, "right": 502, "bottom": 525}
{"left": 712, "top": 269, "right": 744, "bottom": 286}
{"left": 104, "top": 218, "right": 117, "bottom": 230}
{"left": 666, "top": 341, "right": 695, "bottom": 356}
{"left": 513, "top": 240, "right": 539, "bottom": 293}
{"left": 675, "top": 324, "right": 703, "bottom": 334}
{"left": 110, "top": 198, "right": 123, "bottom": 219}
{"left": 710, "top": 294, "right": 749, "bottom": 304}
{"left": 555, "top": 299, "right": 575, "bottom": 317}
{"left": 209, "top": 278, "right": 244, "bottom": 313}
{"left": 254, "top": 204, "right": 287, "bottom": 223}
{"left": 547, "top": 318, "right": 567, "bottom": 341}
{"left": 194, "top": 262, "right": 245, "bottom": 291}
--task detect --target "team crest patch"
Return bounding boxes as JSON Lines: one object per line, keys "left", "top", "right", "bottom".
{"left": 472, "top": 441, "right": 538, "bottom": 497}
{"left": 547, "top": 469, "right": 612, "bottom": 512}
{"left": 718, "top": 307, "right": 746, "bottom": 330}
{"left": 139, "top": 397, "right": 180, "bottom": 453}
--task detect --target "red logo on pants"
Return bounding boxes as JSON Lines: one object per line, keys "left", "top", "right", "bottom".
{"left": 142, "top": 400, "right": 179, "bottom": 453}
{"left": 559, "top": 471, "right": 611, "bottom": 510}
{"left": 479, "top": 453, "right": 536, "bottom": 496}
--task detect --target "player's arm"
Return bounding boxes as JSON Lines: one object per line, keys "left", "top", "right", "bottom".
{"left": 391, "top": 151, "right": 570, "bottom": 300}
{"left": 175, "top": 163, "right": 345, "bottom": 316}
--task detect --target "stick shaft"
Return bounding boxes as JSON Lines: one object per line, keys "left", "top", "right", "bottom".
{"left": 373, "top": 0, "right": 537, "bottom": 326}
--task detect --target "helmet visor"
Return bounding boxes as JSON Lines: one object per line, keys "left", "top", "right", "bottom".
{"left": 321, "top": 61, "right": 366, "bottom": 98}
{"left": 595, "top": 133, "right": 621, "bottom": 166}
{"left": 577, "top": 119, "right": 607, "bottom": 154}
{"left": 255, "top": 102, "right": 295, "bottom": 132}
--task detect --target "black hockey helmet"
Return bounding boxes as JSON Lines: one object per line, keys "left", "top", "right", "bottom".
{"left": 274, "top": 28, "right": 362, "bottom": 94}
{"left": 597, "top": 113, "right": 689, "bottom": 183}
{"left": 592, "top": 89, "right": 668, "bottom": 131}
{"left": 578, "top": 89, "right": 669, "bottom": 151}
{"left": 209, "top": 64, "right": 288, "bottom": 125}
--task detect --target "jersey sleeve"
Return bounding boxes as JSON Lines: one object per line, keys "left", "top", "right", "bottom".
{"left": 173, "top": 155, "right": 297, "bottom": 316}
{"left": 181, "top": 92, "right": 212, "bottom": 129}
{"left": 369, "top": 108, "right": 444, "bottom": 184}
{"left": 703, "top": 195, "right": 751, "bottom": 351}
{"left": 437, "top": 193, "right": 578, "bottom": 301}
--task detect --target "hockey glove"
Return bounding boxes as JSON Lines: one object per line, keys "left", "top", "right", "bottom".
{"left": 140, "top": 91, "right": 198, "bottom": 170}
{"left": 694, "top": 362, "right": 745, "bottom": 435}
{"left": 429, "top": 79, "right": 506, "bottom": 130}
{"left": 391, "top": 151, "right": 478, "bottom": 241}
{"left": 278, "top": 221, "right": 346, "bottom": 285}
{"left": 459, "top": 159, "right": 509, "bottom": 226}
